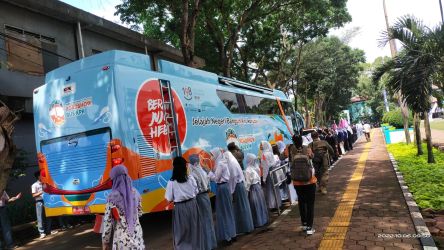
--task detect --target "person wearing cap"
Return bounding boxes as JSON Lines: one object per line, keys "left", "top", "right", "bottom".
{"left": 202, "top": 148, "right": 235, "bottom": 245}
{"left": 189, "top": 154, "right": 217, "bottom": 250}
{"left": 244, "top": 153, "right": 268, "bottom": 228}
{"left": 224, "top": 149, "right": 254, "bottom": 235}
{"left": 165, "top": 157, "right": 202, "bottom": 250}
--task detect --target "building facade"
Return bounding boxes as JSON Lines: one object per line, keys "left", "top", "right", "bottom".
{"left": 0, "top": 0, "right": 201, "bottom": 212}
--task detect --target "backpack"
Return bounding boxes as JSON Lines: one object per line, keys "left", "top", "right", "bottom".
{"left": 311, "top": 142, "right": 326, "bottom": 165}
{"left": 290, "top": 148, "right": 313, "bottom": 182}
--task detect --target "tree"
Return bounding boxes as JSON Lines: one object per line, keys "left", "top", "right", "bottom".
{"left": 353, "top": 57, "right": 395, "bottom": 124}
{"left": 373, "top": 15, "right": 444, "bottom": 163}
{"left": 294, "top": 37, "right": 365, "bottom": 126}
{"left": 0, "top": 101, "right": 20, "bottom": 194}
{"left": 116, "top": 0, "right": 205, "bottom": 67}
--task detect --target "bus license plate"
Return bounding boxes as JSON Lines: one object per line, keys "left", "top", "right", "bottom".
{"left": 72, "top": 206, "right": 91, "bottom": 215}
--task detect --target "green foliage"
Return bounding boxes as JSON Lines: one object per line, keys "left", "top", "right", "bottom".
{"left": 387, "top": 143, "right": 444, "bottom": 210}
{"left": 297, "top": 36, "right": 365, "bottom": 124}
{"left": 373, "top": 15, "right": 444, "bottom": 114}
{"left": 382, "top": 109, "right": 413, "bottom": 128}
{"left": 353, "top": 57, "right": 396, "bottom": 123}
{"left": 116, "top": 0, "right": 351, "bottom": 78}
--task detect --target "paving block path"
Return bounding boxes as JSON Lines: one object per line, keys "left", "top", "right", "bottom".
{"left": 228, "top": 130, "right": 421, "bottom": 250}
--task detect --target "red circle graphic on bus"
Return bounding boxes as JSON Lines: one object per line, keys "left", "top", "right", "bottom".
{"left": 136, "top": 79, "right": 187, "bottom": 154}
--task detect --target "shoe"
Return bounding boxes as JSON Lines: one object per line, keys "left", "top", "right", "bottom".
{"left": 300, "top": 225, "right": 308, "bottom": 231}
{"left": 306, "top": 227, "right": 315, "bottom": 235}
{"left": 39, "top": 233, "right": 46, "bottom": 239}
{"left": 51, "top": 230, "right": 59, "bottom": 234}
{"left": 321, "top": 190, "right": 327, "bottom": 195}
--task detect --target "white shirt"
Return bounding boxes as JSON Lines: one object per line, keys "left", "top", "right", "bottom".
{"left": 190, "top": 164, "right": 210, "bottom": 193}
{"left": 244, "top": 167, "right": 261, "bottom": 191}
{"left": 261, "top": 152, "right": 276, "bottom": 183}
{"left": 363, "top": 124, "right": 371, "bottom": 133}
{"left": 31, "top": 181, "right": 43, "bottom": 201}
{"left": 0, "top": 191, "right": 9, "bottom": 207}
{"left": 224, "top": 151, "right": 245, "bottom": 194}
{"left": 208, "top": 155, "right": 230, "bottom": 184}
{"left": 165, "top": 176, "right": 198, "bottom": 203}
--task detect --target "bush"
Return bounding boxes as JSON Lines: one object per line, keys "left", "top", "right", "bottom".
{"left": 387, "top": 143, "right": 444, "bottom": 210}
{"left": 382, "top": 109, "right": 413, "bottom": 129}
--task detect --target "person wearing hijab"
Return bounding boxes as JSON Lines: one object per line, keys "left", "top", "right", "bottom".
{"left": 224, "top": 150, "right": 254, "bottom": 234}
{"left": 189, "top": 154, "right": 217, "bottom": 250}
{"left": 277, "top": 141, "right": 298, "bottom": 204}
{"left": 260, "top": 141, "right": 282, "bottom": 210}
{"left": 102, "top": 165, "right": 144, "bottom": 250}
{"left": 165, "top": 157, "right": 202, "bottom": 250}
{"left": 244, "top": 153, "right": 268, "bottom": 228}
{"left": 203, "top": 148, "right": 236, "bottom": 245}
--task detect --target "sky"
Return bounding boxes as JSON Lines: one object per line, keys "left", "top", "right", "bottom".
{"left": 61, "top": 0, "right": 443, "bottom": 63}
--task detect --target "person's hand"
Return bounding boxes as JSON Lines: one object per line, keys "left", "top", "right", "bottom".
{"left": 102, "top": 243, "right": 110, "bottom": 250}
{"left": 15, "top": 193, "right": 22, "bottom": 200}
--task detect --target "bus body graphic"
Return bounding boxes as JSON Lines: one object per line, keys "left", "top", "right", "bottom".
{"left": 33, "top": 50, "right": 296, "bottom": 216}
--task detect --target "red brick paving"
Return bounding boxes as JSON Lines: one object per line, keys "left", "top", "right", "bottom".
{"left": 228, "top": 130, "right": 421, "bottom": 250}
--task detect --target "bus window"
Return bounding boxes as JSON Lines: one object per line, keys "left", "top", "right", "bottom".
{"left": 216, "top": 90, "right": 240, "bottom": 113}
{"left": 244, "top": 95, "right": 279, "bottom": 115}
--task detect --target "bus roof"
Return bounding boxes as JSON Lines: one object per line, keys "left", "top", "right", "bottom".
{"left": 45, "top": 50, "right": 289, "bottom": 100}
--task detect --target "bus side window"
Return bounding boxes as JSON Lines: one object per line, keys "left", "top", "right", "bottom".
{"left": 216, "top": 90, "right": 240, "bottom": 113}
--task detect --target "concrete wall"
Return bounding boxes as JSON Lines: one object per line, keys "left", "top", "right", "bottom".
{"left": 0, "top": 1, "right": 156, "bottom": 202}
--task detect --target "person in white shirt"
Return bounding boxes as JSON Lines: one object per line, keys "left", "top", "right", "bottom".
{"left": 244, "top": 154, "right": 268, "bottom": 228}
{"left": 203, "top": 148, "right": 236, "bottom": 245}
{"left": 188, "top": 154, "right": 217, "bottom": 250}
{"left": 165, "top": 157, "right": 201, "bottom": 250}
{"left": 224, "top": 150, "right": 254, "bottom": 234}
{"left": 260, "top": 141, "right": 281, "bottom": 210}
{"left": 31, "top": 171, "right": 54, "bottom": 239}
{"left": 0, "top": 190, "right": 21, "bottom": 249}
{"left": 363, "top": 122, "right": 371, "bottom": 142}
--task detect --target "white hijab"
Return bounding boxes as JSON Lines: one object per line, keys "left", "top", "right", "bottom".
{"left": 277, "top": 141, "right": 286, "bottom": 154}
{"left": 260, "top": 141, "right": 276, "bottom": 181}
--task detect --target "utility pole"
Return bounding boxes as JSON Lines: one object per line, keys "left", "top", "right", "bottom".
{"left": 440, "top": 0, "right": 444, "bottom": 23}
{"left": 383, "top": 0, "right": 412, "bottom": 144}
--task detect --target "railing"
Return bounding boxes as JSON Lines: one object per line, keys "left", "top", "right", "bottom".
{"left": 269, "top": 162, "right": 291, "bottom": 215}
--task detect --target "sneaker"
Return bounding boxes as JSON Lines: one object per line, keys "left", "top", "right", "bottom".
{"left": 300, "top": 225, "right": 308, "bottom": 231}
{"left": 51, "top": 230, "right": 59, "bottom": 234}
{"left": 306, "top": 227, "right": 315, "bottom": 235}
{"left": 39, "top": 233, "right": 46, "bottom": 239}
{"left": 321, "top": 190, "right": 328, "bottom": 195}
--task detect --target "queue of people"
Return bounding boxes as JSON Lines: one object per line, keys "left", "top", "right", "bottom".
{"left": 98, "top": 123, "right": 364, "bottom": 249}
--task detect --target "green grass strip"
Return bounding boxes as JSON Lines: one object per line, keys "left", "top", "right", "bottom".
{"left": 387, "top": 143, "right": 444, "bottom": 210}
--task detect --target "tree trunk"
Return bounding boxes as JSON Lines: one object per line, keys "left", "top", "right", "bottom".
{"left": 0, "top": 104, "right": 19, "bottom": 193}
{"left": 399, "top": 97, "right": 411, "bottom": 144}
{"left": 414, "top": 113, "right": 423, "bottom": 155}
{"left": 423, "top": 112, "right": 435, "bottom": 163}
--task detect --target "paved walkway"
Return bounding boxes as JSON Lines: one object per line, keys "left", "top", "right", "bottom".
{"left": 228, "top": 129, "right": 421, "bottom": 250}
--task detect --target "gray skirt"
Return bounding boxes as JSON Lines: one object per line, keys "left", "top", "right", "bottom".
{"left": 265, "top": 173, "right": 282, "bottom": 209}
{"left": 215, "top": 182, "right": 236, "bottom": 242}
{"left": 173, "top": 198, "right": 202, "bottom": 250}
{"left": 196, "top": 192, "right": 217, "bottom": 250}
{"left": 249, "top": 183, "right": 269, "bottom": 227}
{"left": 233, "top": 182, "right": 254, "bottom": 234}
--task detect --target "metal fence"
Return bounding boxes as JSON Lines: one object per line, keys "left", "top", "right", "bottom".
{"left": 269, "top": 162, "right": 291, "bottom": 215}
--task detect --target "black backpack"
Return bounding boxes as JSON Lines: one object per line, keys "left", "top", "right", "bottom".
{"left": 311, "top": 142, "right": 326, "bottom": 165}
{"left": 290, "top": 148, "right": 313, "bottom": 182}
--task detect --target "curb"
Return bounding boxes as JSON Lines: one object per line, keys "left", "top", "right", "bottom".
{"left": 388, "top": 153, "right": 438, "bottom": 250}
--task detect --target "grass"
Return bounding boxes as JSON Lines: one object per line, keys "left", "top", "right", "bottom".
{"left": 386, "top": 143, "right": 444, "bottom": 210}
{"left": 430, "top": 119, "right": 444, "bottom": 131}
{"left": 421, "top": 119, "right": 444, "bottom": 131}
